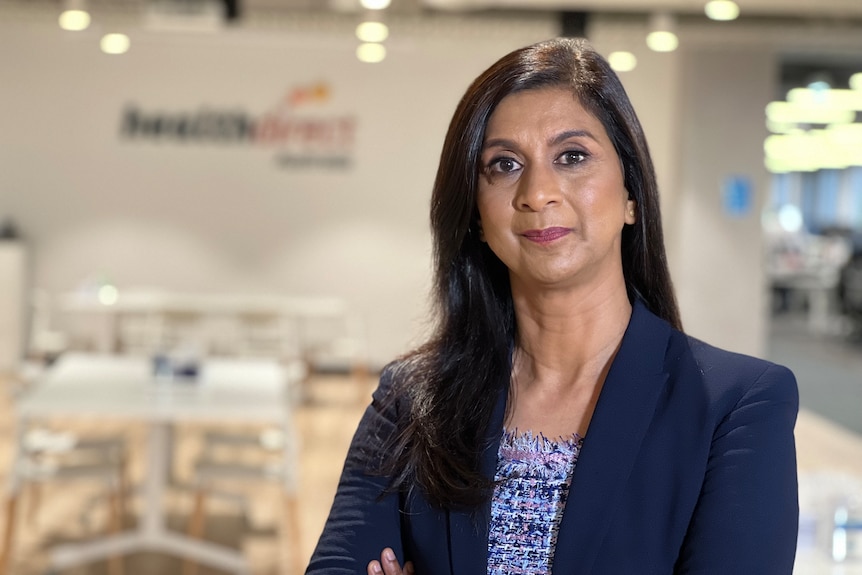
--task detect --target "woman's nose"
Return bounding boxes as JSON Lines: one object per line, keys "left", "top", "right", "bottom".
{"left": 514, "top": 164, "right": 562, "bottom": 211}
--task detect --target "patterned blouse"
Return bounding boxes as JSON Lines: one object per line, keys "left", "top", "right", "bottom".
{"left": 487, "top": 429, "right": 585, "bottom": 575}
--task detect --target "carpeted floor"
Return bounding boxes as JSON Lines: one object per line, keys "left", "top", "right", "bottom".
{"left": 768, "top": 312, "right": 862, "bottom": 436}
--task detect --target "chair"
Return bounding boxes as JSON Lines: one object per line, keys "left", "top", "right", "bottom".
{"left": 0, "top": 427, "right": 128, "bottom": 575}
{"left": 229, "top": 311, "right": 300, "bottom": 360}
{"left": 0, "top": 365, "right": 129, "bottom": 575}
{"left": 297, "top": 308, "right": 370, "bottom": 407}
{"left": 182, "top": 360, "right": 306, "bottom": 575}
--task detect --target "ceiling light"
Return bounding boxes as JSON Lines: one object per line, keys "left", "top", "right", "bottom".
{"left": 356, "top": 43, "right": 386, "bottom": 63}
{"left": 786, "top": 88, "right": 862, "bottom": 111}
{"left": 646, "top": 13, "right": 678, "bottom": 53}
{"left": 101, "top": 33, "right": 131, "bottom": 55}
{"left": 764, "top": 130, "right": 862, "bottom": 172}
{"left": 848, "top": 72, "right": 861, "bottom": 91}
{"left": 777, "top": 205, "right": 803, "bottom": 232}
{"left": 356, "top": 21, "right": 388, "bottom": 43}
{"left": 765, "top": 101, "right": 855, "bottom": 125}
{"left": 608, "top": 51, "right": 637, "bottom": 72}
{"left": 764, "top": 157, "right": 796, "bottom": 174}
{"left": 360, "top": 0, "right": 391, "bottom": 9}
{"left": 766, "top": 120, "right": 802, "bottom": 134}
{"left": 59, "top": 9, "right": 91, "bottom": 31}
{"left": 646, "top": 31, "right": 678, "bottom": 53}
{"left": 59, "top": 0, "right": 90, "bottom": 31}
{"left": 704, "top": 0, "right": 739, "bottom": 21}
{"left": 98, "top": 284, "right": 119, "bottom": 306}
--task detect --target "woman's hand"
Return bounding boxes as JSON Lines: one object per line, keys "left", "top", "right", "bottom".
{"left": 367, "top": 547, "right": 415, "bottom": 575}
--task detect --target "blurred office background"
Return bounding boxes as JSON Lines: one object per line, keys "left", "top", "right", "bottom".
{"left": 0, "top": 0, "right": 861, "bottom": 572}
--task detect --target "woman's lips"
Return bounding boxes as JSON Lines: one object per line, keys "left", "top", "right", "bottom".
{"left": 521, "top": 227, "right": 572, "bottom": 243}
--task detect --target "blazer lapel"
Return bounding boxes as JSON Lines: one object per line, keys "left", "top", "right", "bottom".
{"left": 446, "top": 382, "right": 508, "bottom": 574}
{"left": 552, "top": 301, "right": 671, "bottom": 573}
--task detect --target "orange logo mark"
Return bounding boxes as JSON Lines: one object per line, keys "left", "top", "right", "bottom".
{"left": 286, "top": 82, "right": 331, "bottom": 107}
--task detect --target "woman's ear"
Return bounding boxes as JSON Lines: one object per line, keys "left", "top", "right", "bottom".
{"left": 477, "top": 219, "right": 486, "bottom": 242}
{"left": 625, "top": 199, "right": 637, "bottom": 225}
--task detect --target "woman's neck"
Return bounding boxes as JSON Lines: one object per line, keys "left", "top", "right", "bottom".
{"left": 510, "top": 280, "right": 632, "bottom": 391}
{"left": 505, "top": 282, "right": 633, "bottom": 438}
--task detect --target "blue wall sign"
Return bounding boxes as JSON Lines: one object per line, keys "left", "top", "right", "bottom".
{"left": 723, "top": 175, "right": 753, "bottom": 218}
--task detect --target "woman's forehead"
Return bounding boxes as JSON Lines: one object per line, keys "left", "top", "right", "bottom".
{"left": 483, "top": 88, "right": 608, "bottom": 143}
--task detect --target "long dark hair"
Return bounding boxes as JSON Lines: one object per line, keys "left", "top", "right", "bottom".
{"left": 386, "top": 37, "right": 680, "bottom": 509}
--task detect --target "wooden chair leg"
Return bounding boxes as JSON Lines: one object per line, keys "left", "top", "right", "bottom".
{"left": 181, "top": 488, "right": 207, "bottom": 575}
{"left": 106, "top": 487, "right": 124, "bottom": 575}
{"left": 0, "top": 495, "right": 19, "bottom": 575}
{"left": 25, "top": 482, "right": 40, "bottom": 527}
{"left": 350, "top": 361, "right": 368, "bottom": 381}
{"left": 117, "top": 454, "right": 129, "bottom": 530}
{"left": 282, "top": 493, "right": 302, "bottom": 575}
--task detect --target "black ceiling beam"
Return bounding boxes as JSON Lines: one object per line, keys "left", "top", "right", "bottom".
{"left": 224, "top": 0, "right": 240, "bottom": 21}
{"left": 561, "top": 11, "right": 590, "bottom": 38}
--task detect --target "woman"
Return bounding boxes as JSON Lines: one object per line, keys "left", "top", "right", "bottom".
{"left": 307, "top": 38, "right": 798, "bottom": 575}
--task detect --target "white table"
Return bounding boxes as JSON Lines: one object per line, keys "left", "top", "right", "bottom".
{"left": 13, "top": 353, "right": 297, "bottom": 574}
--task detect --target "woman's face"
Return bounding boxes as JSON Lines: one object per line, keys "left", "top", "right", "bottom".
{"left": 476, "top": 87, "right": 635, "bottom": 294}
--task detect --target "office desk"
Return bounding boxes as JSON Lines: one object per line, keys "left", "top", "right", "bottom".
{"left": 13, "top": 353, "right": 296, "bottom": 574}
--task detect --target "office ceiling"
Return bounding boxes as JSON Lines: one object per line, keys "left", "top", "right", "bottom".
{"left": 7, "top": 0, "right": 862, "bottom": 21}
{"left": 256, "top": 0, "right": 862, "bottom": 19}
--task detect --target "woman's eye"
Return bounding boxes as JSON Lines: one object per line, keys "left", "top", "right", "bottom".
{"left": 558, "top": 150, "right": 587, "bottom": 164}
{"left": 487, "top": 157, "right": 522, "bottom": 174}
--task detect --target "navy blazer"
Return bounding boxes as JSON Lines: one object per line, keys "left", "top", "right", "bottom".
{"left": 307, "top": 301, "right": 799, "bottom": 574}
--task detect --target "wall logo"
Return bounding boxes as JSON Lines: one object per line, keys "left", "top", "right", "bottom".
{"left": 119, "top": 81, "right": 357, "bottom": 170}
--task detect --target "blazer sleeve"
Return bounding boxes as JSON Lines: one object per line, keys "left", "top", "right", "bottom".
{"left": 675, "top": 363, "right": 799, "bottom": 574}
{"left": 305, "top": 364, "right": 408, "bottom": 574}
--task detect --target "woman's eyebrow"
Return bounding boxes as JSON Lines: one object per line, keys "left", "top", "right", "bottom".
{"left": 481, "top": 137, "right": 517, "bottom": 151}
{"left": 550, "top": 129, "right": 598, "bottom": 146}
{"left": 482, "top": 130, "right": 599, "bottom": 151}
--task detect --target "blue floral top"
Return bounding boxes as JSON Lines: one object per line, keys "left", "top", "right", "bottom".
{"left": 487, "top": 430, "right": 584, "bottom": 575}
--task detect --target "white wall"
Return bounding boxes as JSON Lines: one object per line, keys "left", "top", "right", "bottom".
{"left": 673, "top": 46, "right": 775, "bottom": 355}
{"left": 0, "top": 242, "right": 25, "bottom": 372}
{"left": 0, "top": 13, "right": 558, "bottom": 368}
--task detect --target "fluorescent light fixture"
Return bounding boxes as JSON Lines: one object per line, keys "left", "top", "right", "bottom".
{"left": 360, "top": 0, "right": 391, "bottom": 9}
{"left": 826, "top": 122, "right": 862, "bottom": 147}
{"left": 766, "top": 119, "right": 802, "bottom": 134}
{"left": 646, "top": 13, "right": 678, "bottom": 52}
{"left": 608, "top": 51, "right": 637, "bottom": 72}
{"left": 765, "top": 101, "right": 855, "bottom": 125}
{"left": 101, "top": 33, "right": 131, "bottom": 55}
{"left": 764, "top": 129, "right": 862, "bottom": 173}
{"left": 356, "top": 42, "right": 386, "bottom": 63}
{"left": 356, "top": 21, "right": 388, "bottom": 43}
{"left": 704, "top": 0, "right": 739, "bottom": 21}
{"left": 787, "top": 87, "right": 862, "bottom": 111}
{"left": 764, "top": 134, "right": 791, "bottom": 160}
{"left": 764, "top": 157, "right": 796, "bottom": 174}
{"left": 59, "top": 9, "right": 91, "bottom": 31}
